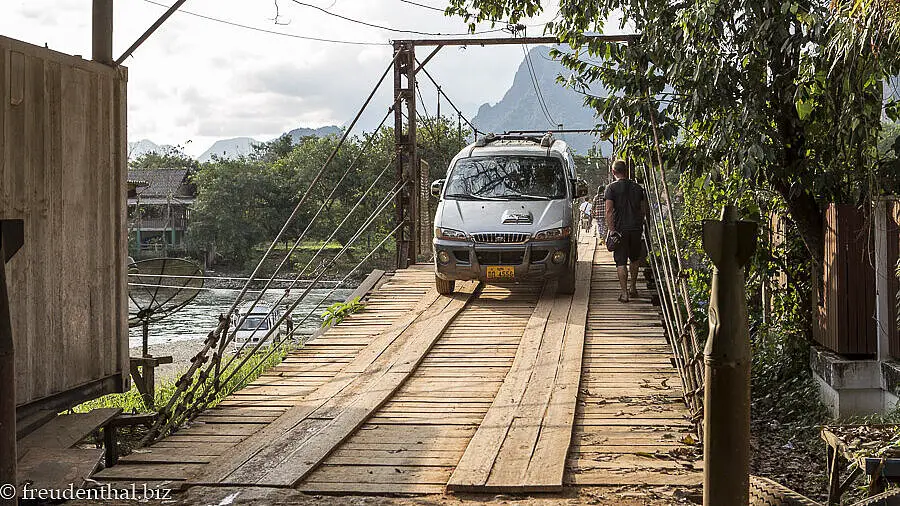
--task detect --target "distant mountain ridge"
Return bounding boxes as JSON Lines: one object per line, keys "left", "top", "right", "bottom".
{"left": 472, "top": 46, "right": 609, "bottom": 155}
{"left": 128, "top": 125, "right": 342, "bottom": 163}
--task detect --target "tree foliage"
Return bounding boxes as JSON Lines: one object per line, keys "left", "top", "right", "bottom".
{"left": 131, "top": 145, "right": 200, "bottom": 172}
{"left": 447, "top": 0, "right": 899, "bottom": 268}
{"left": 186, "top": 118, "right": 469, "bottom": 267}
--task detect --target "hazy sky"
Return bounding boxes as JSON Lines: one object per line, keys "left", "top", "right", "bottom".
{"left": 2, "top": 0, "right": 562, "bottom": 156}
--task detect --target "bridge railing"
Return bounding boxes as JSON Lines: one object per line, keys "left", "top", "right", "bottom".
{"left": 639, "top": 158, "right": 705, "bottom": 432}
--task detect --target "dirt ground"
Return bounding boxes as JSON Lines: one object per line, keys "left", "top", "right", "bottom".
{"left": 78, "top": 485, "right": 702, "bottom": 506}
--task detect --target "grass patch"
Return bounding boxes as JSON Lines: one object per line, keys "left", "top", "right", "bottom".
{"left": 74, "top": 343, "right": 293, "bottom": 414}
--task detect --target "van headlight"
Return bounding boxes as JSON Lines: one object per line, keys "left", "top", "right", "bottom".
{"left": 435, "top": 227, "right": 469, "bottom": 241}
{"left": 532, "top": 226, "right": 570, "bottom": 241}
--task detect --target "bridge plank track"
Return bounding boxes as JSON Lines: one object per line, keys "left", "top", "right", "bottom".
{"left": 297, "top": 281, "right": 543, "bottom": 495}
{"left": 563, "top": 249, "right": 701, "bottom": 488}
{"left": 187, "top": 277, "right": 476, "bottom": 486}
{"left": 446, "top": 237, "right": 595, "bottom": 492}
{"left": 218, "top": 281, "right": 480, "bottom": 486}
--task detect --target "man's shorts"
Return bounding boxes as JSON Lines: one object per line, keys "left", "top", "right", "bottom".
{"left": 613, "top": 230, "right": 647, "bottom": 266}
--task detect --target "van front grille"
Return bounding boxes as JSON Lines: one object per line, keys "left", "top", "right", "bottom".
{"left": 472, "top": 232, "right": 529, "bottom": 244}
{"left": 476, "top": 250, "right": 525, "bottom": 266}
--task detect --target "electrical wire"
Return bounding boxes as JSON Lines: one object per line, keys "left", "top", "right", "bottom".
{"left": 398, "top": 0, "right": 444, "bottom": 12}
{"left": 141, "top": 0, "right": 388, "bottom": 46}
{"left": 289, "top": 0, "right": 508, "bottom": 36}
{"left": 415, "top": 61, "right": 482, "bottom": 135}
{"left": 521, "top": 43, "right": 557, "bottom": 127}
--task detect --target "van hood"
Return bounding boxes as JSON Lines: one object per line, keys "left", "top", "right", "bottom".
{"left": 436, "top": 199, "right": 571, "bottom": 234}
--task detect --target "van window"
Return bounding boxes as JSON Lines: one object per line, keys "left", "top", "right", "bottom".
{"left": 239, "top": 317, "right": 269, "bottom": 331}
{"left": 444, "top": 156, "right": 566, "bottom": 200}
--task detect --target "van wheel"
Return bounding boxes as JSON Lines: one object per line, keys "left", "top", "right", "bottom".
{"left": 557, "top": 258, "right": 576, "bottom": 295}
{"left": 436, "top": 276, "right": 455, "bottom": 295}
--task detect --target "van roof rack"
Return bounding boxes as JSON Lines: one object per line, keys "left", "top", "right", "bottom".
{"left": 473, "top": 132, "right": 555, "bottom": 147}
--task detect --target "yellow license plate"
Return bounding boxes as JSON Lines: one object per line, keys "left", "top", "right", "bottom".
{"left": 486, "top": 266, "right": 515, "bottom": 280}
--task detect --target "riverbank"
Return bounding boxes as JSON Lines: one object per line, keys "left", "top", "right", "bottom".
{"left": 130, "top": 332, "right": 318, "bottom": 385}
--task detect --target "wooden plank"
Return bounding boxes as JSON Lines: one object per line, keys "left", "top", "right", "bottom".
{"left": 524, "top": 236, "right": 595, "bottom": 488}
{"left": 92, "top": 462, "right": 200, "bottom": 481}
{"left": 17, "top": 447, "right": 103, "bottom": 490}
{"left": 18, "top": 408, "right": 120, "bottom": 450}
{"left": 344, "top": 269, "right": 385, "bottom": 303}
{"left": 448, "top": 237, "right": 595, "bottom": 492}
{"left": 445, "top": 281, "right": 555, "bottom": 490}
{"left": 241, "top": 282, "right": 480, "bottom": 487}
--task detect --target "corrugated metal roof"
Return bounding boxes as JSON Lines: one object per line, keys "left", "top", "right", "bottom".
{"left": 127, "top": 168, "right": 190, "bottom": 198}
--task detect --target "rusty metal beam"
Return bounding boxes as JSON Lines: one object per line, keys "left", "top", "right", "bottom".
{"left": 396, "top": 34, "right": 636, "bottom": 47}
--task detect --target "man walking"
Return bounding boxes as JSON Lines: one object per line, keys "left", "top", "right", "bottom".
{"left": 604, "top": 160, "right": 648, "bottom": 303}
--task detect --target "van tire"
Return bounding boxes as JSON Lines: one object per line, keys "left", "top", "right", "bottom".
{"left": 557, "top": 259, "right": 576, "bottom": 295}
{"left": 436, "top": 277, "right": 455, "bottom": 295}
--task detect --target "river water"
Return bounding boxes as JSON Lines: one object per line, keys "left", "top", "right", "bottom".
{"left": 128, "top": 287, "right": 353, "bottom": 348}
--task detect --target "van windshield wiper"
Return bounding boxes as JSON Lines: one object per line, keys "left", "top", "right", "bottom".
{"left": 496, "top": 193, "right": 553, "bottom": 200}
{"left": 445, "top": 193, "right": 505, "bottom": 201}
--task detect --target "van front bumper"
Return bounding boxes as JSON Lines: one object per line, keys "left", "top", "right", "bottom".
{"left": 433, "top": 238, "right": 571, "bottom": 282}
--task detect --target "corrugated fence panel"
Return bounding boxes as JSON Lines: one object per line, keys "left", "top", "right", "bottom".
{"left": 0, "top": 35, "right": 128, "bottom": 413}
{"left": 814, "top": 204, "right": 877, "bottom": 356}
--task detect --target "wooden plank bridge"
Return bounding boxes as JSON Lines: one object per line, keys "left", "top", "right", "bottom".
{"left": 92, "top": 236, "right": 701, "bottom": 495}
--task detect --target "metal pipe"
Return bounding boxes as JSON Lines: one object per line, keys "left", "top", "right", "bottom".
{"left": 116, "top": 0, "right": 189, "bottom": 65}
{"left": 702, "top": 205, "right": 757, "bottom": 506}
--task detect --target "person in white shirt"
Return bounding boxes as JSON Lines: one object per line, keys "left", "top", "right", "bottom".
{"left": 578, "top": 197, "right": 593, "bottom": 231}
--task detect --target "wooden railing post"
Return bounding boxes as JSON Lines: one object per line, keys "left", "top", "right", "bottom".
{"left": 0, "top": 220, "right": 24, "bottom": 506}
{"left": 701, "top": 206, "right": 757, "bottom": 506}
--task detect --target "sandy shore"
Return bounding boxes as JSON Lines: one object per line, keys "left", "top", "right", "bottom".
{"left": 129, "top": 333, "right": 315, "bottom": 385}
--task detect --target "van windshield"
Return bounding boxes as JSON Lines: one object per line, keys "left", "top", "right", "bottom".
{"left": 239, "top": 317, "right": 269, "bottom": 331}
{"left": 444, "top": 156, "right": 567, "bottom": 200}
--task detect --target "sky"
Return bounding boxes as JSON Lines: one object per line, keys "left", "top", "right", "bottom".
{"left": 1, "top": 0, "right": 564, "bottom": 156}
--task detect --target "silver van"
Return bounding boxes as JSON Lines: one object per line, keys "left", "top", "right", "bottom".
{"left": 430, "top": 133, "right": 588, "bottom": 295}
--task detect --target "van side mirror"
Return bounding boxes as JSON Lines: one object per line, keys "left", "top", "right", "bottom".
{"left": 430, "top": 179, "right": 445, "bottom": 198}
{"left": 574, "top": 179, "right": 589, "bottom": 198}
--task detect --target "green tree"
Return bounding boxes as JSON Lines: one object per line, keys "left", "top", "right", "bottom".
{"left": 446, "top": 0, "right": 894, "bottom": 268}
{"left": 131, "top": 145, "right": 199, "bottom": 172}
{"left": 187, "top": 157, "right": 273, "bottom": 265}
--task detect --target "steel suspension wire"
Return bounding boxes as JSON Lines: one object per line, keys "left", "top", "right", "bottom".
{"left": 639, "top": 122, "right": 705, "bottom": 430}
{"left": 222, "top": 107, "right": 396, "bottom": 354}
{"left": 221, "top": 153, "right": 398, "bottom": 365}
{"left": 640, "top": 159, "right": 702, "bottom": 422}
{"left": 214, "top": 52, "right": 399, "bottom": 340}
{"left": 142, "top": 59, "right": 399, "bottom": 443}
{"left": 145, "top": 161, "right": 401, "bottom": 441}
{"left": 170, "top": 181, "right": 405, "bottom": 429}
{"left": 228, "top": 221, "right": 405, "bottom": 391}
{"left": 415, "top": 61, "right": 483, "bottom": 136}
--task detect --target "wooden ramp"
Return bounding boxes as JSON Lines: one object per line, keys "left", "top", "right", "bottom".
{"left": 90, "top": 238, "right": 701, "bottom": 494}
